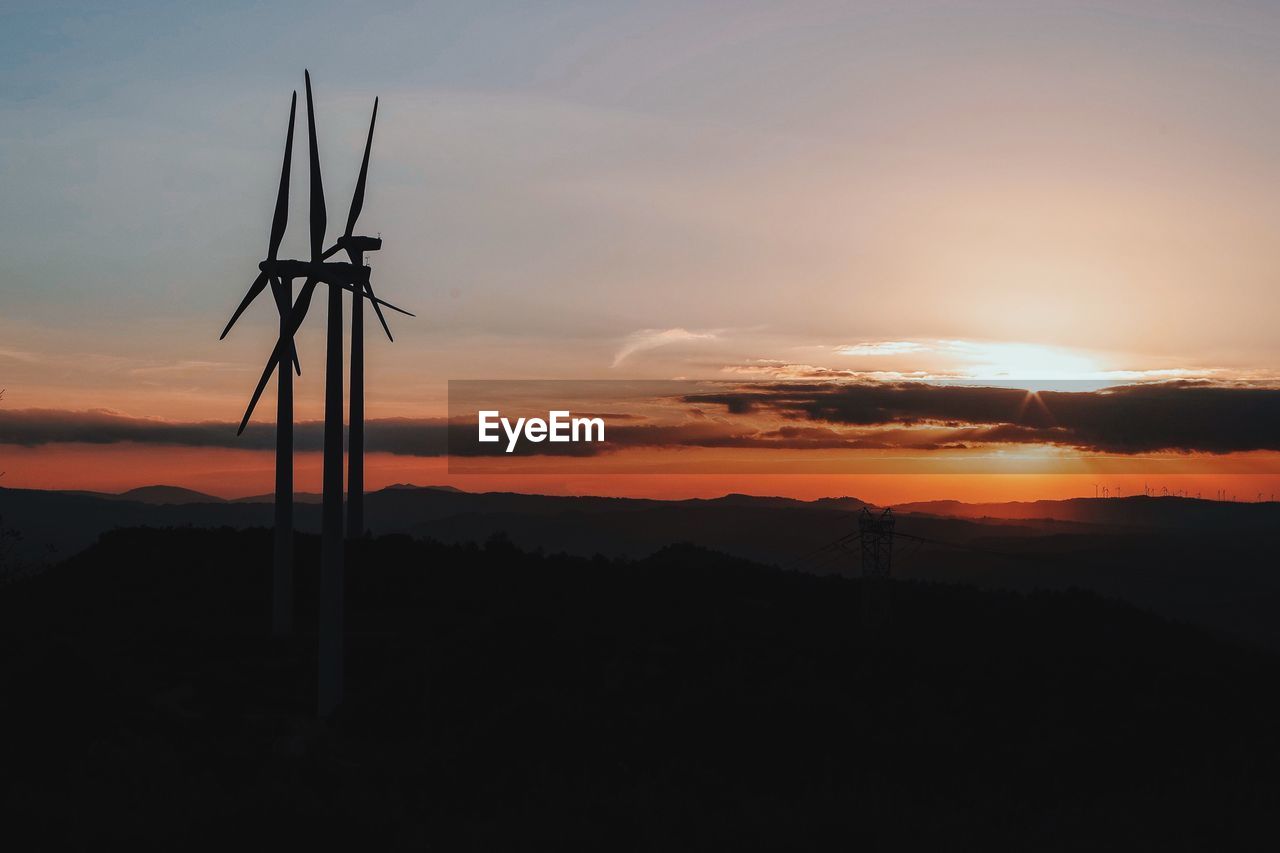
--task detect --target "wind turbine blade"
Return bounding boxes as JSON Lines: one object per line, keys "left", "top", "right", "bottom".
{"left": 220, "top": 272, "right": 269, "bottom": 339}
{"left": 340, "top": 283, "right": 415, "bottom": 317}
{"left": 372, "top": 295, "right": 414, "bottom": 317}
{"left": 285, "top": 278, "right": 318, "bottom": 345}
{"left": 344, "top": 97, "right": 378, "bottom": 238}
{"left": 268, "top": 92, "right": 297, "bottom": 262}
{"left": 304, "top": 70, "right": 326, "bottom": 263}
{"left": 270, "top": 275, "right": 289, "bottom": 313}
{"left": 270, "top": 276, "right": 303, "bottom": 375}
{"left": 364, "top": 281, "right": 394, "bottom": 342}
{"left": 238, "top": 280, "right": 318, "bottom": 434}
{"left": 238, "top": 347, "right": 284, "bottom": 435}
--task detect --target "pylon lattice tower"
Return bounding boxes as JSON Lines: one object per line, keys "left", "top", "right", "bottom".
{"left": 858, "top": 507, "right": 895, "bottom": 578}
{"left": 858, "top": 507, "right": 895, "bottom": 630}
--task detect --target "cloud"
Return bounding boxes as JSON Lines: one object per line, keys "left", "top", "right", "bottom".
{"left": 128, "top": 360, "right": 245, "bottom": 377}
{"left": 0, "top": 409, "right": 451, "bottom": 456}
{"left": 721, "top": 361, "right": 942, "bottom": 381}
{"left": 834, "top": 341, "right": 931, "bottom": 357}
{"left": 683, "top": 381, "right": 1280, "bottom": 454}
{"left": 612, "top": 328, "right": 720, "bottom": 368}
{"left": 0, "top": 408, "right": 755, "bottom": 459}
{"left": 5, "top": 380, "right": 1280, "bottom": 458}
{"left": 0, "top": 348, "right": 40, "bottom": 364}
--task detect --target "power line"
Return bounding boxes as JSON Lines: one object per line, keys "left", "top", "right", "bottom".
{"left": 784, "top": 509, "right": 1037, "bottom": 575}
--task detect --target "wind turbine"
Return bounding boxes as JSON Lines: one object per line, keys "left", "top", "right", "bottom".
{"left": 235, "top": 71, "right": 412, "bottom": 717}
{"left": 219, "top": 90, "right": 303, "bottom": 637}
{"left": 329, "top": 97, "right": 395, "bottom": 539}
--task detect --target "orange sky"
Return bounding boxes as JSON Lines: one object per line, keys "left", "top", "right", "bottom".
{"left": 5, "top": 443, "right": 1279, "bottom": 504}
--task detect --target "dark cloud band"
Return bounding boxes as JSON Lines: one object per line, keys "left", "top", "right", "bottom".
{"left": 2, "top": 381, "right": 1277, "bottom": 457}
{"left": 684, "top": 381, "right": 1280, "bottom": 454}
{"left": 0, "top": 409, "right": 452, "bottom": 455}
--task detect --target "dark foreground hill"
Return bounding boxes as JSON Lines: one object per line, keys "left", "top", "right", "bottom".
{"left": 6, "top": 485, "right": 1280, "bottom": 653}
{"left": 2, "top": 527, "right": 1279, "bottom": 850}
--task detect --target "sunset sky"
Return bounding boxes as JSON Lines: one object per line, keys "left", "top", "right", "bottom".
{"left": 2, "top": 1, "right": 1279, "bottom": 500}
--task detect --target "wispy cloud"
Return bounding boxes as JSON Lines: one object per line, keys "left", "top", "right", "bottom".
{"left": 612, "top": 328, "right": 720, "bottom": 368}
{"left": 128, "top": 360, "right": 246, "bottom": 377}
{"left": 835, "top": 341, "right": 931, "bottom": 357}
{"left": 0, "top": 348, "right": 40, "bottom": 364}
{"left": 722, "top": 360, "right": 946, "bottom": 381}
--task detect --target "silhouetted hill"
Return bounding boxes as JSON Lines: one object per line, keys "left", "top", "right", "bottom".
{"left": 235, "top": 484, "right": 457, "bottom": 503}
{"left": 115, "top": 484, "right": 226, "bottom": 504}
{"left": 6, "top": 486, "right": 1280, "bottom": 652}
{"left": 57, "top": 484, "right": 226, "bottom": 504}
{"left": 681, "top": 492, "right": 867, "bottom": 511}
{"left": 2, "top": 485, "right": 874, "bottom": 565}
{"left": 2, "top": 527, "right": 1277, "bottom": 849}
{"left": 233, "top": 490, "right": 323, "bottom": 504}
{"left": 897, "top": 494, "right": 1280, "bottom": 530}
{"left": 0, "top": 486, "right": 273, "bottom": 562}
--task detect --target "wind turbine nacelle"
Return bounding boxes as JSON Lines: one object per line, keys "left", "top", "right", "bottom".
{"left": 260, "top": 259, "right": 371, "bottom": 285}
{"left": 337, "top": 235, "right": 382, "bottom": 254}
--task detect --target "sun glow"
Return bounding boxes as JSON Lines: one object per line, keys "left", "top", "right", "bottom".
{"left": 836, "top": 339, "right": 1132, "bottom": 391}
{"left": 947, "top": 341, "right": 1102, "bottom": 382}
